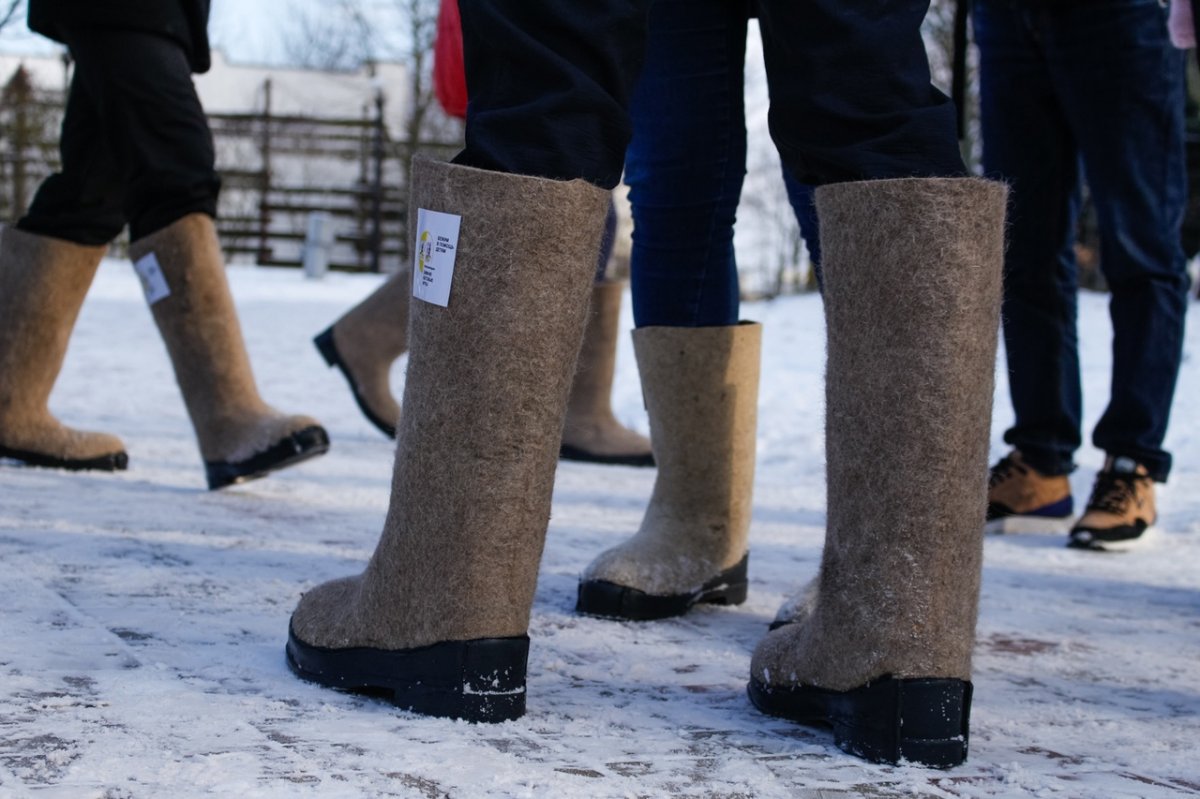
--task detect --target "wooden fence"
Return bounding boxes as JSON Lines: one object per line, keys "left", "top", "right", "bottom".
{"left": 0, "top": 65, "right": 459, "bottom": 272}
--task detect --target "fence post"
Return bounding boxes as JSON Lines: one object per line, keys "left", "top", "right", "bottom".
{"left": 369, "top": 88, "right": 386, "bottom": 274}
{"left": 257, "top": 77, "right": 273, "bottom": 265}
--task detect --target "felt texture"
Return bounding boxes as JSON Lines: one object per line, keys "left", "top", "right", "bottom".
{"left": 752, "top": 177, "right": 1007, "bottom": 691}
{"left": 129, "top": 214, "right": 320, "bottom": 464}
{"left": 581, "top": 322, "right": 761, "bottom": 595}
{"left": 0, "top": 226, "right": 125, "bottom": 461}
{"left": 988, "top": 450, "right": 1071, "bottom": 514}
{"left": 561, "top": 280, "right": 652, "bottom": 458}
{"left": 290, "top": 158, "right": 609, "bottom": 649}
{"left": 331, "top": 269, "right": 410, "bottom": 433}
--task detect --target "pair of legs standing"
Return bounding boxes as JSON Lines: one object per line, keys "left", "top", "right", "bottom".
{"left": 0, "top": 28, "right": 328, "bottom": 488}
{"left": 286, "top": 0, "right": 1007, "bottom": 768}
{"left": 978, "top": 0, "right": 1189, "bottom": 547}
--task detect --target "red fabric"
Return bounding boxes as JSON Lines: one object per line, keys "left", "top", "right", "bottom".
{"left": 433, "top": 0, "right": 468, "bottom": 119}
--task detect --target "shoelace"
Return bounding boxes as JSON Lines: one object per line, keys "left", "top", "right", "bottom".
{"left": 988, "top": 455, "right": 1027, "bottom": 489}
{"left": 1086, "top": 472, "right": 1146, "bottom": 515}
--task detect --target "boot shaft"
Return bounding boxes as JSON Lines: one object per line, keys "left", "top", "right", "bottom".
{"left": 0, "top": 227, "right": 107, "bottom": 411}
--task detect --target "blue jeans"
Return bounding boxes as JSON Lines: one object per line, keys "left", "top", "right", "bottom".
{"left": 624, "top": 0, "right": 958, "bottom": 327}
{"left": 976, "top": 0, "right": 1189, "bottom": 481}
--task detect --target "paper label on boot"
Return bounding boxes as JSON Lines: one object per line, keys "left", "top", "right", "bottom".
{"left": 132, "top": 252, "right": 172, "bottom": 306}
{"left": 413, "top": 208, "right": 461, "bottom": 308}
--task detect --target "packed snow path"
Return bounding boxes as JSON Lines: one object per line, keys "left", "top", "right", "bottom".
{"left": 2, "top": 264, "right": 1198, "bottom": 798}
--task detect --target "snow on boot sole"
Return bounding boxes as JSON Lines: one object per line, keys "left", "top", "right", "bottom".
{"left": 984, "top": 514, "right": 1073, "bottom": 536}
{"left": 0, "top": 444, "right": 129, "bottom": 472}
{"left": 747, "top": 675, "right": 972, "bottom": 768}
{"left": 205, "top": 425, "right": 330, "bottom": 490}
{"left": 286, "top": 627, "right": 529, "bottom": 723}
{"left": 314, "top": 327, "right": 398, "bottom": 439}
{"left": 576, "top": 555, "right": 748, "bottom": 621}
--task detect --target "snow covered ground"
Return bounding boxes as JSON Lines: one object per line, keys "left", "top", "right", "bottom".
{"left": 2, "top": 263, "right": 1198, "bottom": 798}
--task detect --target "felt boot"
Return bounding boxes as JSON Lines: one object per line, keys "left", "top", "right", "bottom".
{"left": 748, "top": 178, "right": 1007, "bottom": 768}
{"left": 0, "top": 226, "right": 128, "bottom": 471}
{"left": 129, "top": 214, "right": 329, "bottom": 490}
{"left": 559, "top": 280, "right": 654, "bottom": 467}
{"left": 576, "top": 322, "right": 761, "bottom": 620}
{"left": 287, "top": 159, "right": 609, "bottom": 722}
{"left": 313, "top": 271, "right": 409, "bottom": 438}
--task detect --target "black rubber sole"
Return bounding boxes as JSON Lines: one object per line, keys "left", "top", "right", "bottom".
{"left": 286, "top": 626, "right": 529, "bottom": 723}
{"left": 748, "top": 675, "right": 972, "bottom": 768}
{"left": 205, "top": 425, "right": 330, "bottom": 490}
{"left": 576, "top": 554, "right": 749, "bottom": 621}
{"left": 314, "top": 327, "right": 398, "bottom": 439}
{"left": 0, "top": 443, "right": 129, "bottom": 472}
{"left": 559, "top": 443, "right": 655, "bottom": 468}
{"left": 1068, "top": 519, "right": 1150, "bottom": 551}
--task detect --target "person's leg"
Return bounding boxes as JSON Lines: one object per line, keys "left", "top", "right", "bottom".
{"left": 288, "top": 0, "right": 650, "bottom": 721}
{"left": 748, "top": 0, "right": 1006, "bottom": 768}
{"left": 1045, "top": 0, "right": 1188, "bottom": 546}
{"left": 625, "top": 0, "right": 748, "bottom": 329}
{"left": 0, "top": 64, "right": 128, "bottom": 471}
{"left": 973, "top": 0, "right": 1082, "bottom": 528}
{"left": 781, "top": 173, "right": 822, "bottom": 287}
{"left": 575, "top": 0, "right": 761, "bottom": 620}
{"left": 62, "top": 28, "right": 328, "bottom": 488}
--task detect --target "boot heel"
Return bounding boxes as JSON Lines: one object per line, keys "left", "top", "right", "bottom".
{"left": 749, "top": 676, "right": 971, "bottom": 768}
{"left": 313, "top": 327, "right": 340, "bottom": 367}
{"left": 287, "top": 630, "right": 529, "bottom": 723}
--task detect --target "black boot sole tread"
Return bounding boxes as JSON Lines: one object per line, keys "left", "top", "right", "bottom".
{"left": 576, "top": 554, "right": 748, "bottom": 621}
{"left": 286, "top": 627, "right": 529, "bottom": 723}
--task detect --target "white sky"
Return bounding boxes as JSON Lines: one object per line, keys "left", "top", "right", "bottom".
{"left": 0, "top": 0, "right": 309, "bottom": 64}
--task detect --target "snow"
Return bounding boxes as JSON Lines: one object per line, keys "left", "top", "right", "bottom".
{"left": 1, "top": 262, "right": 1198, "bottom": 798}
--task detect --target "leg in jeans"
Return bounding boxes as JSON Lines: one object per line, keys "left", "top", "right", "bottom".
{"left": 975, "top": 0, "right": 1084, "bottom": 477}
{"left": 625, "top": 0, "right": 748, "bottom": 328}
{"left": 1046, "top": 0, "right": 1188, "bottom": 482}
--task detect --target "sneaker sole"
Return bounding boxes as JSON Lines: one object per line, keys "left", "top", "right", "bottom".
{"left": 984, "top": 515, "right": 1073, "bottom": 535}
{"left": 1068, "top": 524, "right": 1157, "bottom": 552}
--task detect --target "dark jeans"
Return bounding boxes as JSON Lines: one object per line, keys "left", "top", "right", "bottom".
{"left": 18, "top": 28, "right": 220, "bottom": 245}
{"left": 624, "top": 0, "right": 825, "bottom": 327}
{"left": 457, "top": 0, "right": 963, "bottom": 190}
{"left": 976, "top": 0, "right": 1189, "bottom": 481}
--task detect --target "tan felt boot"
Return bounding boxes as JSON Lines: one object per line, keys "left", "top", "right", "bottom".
{"left": 559, "top": 280, "right": 654, "bottom": 467}
{"left": 313, "top": 270, "right": 410, "bottom": 438}
{"left": 287, "top": 159, "right": 609, "bottom": 722}
{"left": 576, "top": 322, "right": 761, "bottom": 619}
{"left": 749, "top": 178, "right": 1007, "bottom": 768}
{"left": 0, "top": 226, "right": 127, "bottom": 471}
{"left": 128, "top": 214, "right": 329, "bottom": 489}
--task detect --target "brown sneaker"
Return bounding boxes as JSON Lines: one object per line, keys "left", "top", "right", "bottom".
{"left": 986, "top": 450, "right": 1074, "bottom": 533}
{"left": 1068, "top": 456, "right": 1156, "bottom": 551}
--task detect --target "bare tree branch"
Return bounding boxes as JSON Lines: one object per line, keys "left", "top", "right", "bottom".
{"left": 0, "top": 0, "right": 23, "bottom": 33}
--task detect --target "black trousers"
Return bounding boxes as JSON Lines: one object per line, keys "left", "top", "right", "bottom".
{"left": 17, "top": 28, "right": 220, "bottom": 246}
{"left": 456, "top": 0, "right": 964, "bottom": 189}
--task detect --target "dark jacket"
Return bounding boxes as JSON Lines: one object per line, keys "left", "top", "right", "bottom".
{"left": 28, "top": 0, "right": 212, "bottom": 73}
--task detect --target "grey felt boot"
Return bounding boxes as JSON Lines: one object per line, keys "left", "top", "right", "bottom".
{"left": 748, "top": 178, "right": 1007, "bottom": 768}
{"left": 287, "top": 159, "right": 609, "bottom": 722}
{"left": 576, "top": 322, "right": 761, "bottom": 619}
{"left": 559, "top": 280, "right": 654, "bottom": 467}
{"left": 313, "top": 270, "right": 410, "bottom": 438}
{"left": 129, "top": 214, "right": 329, "bottom": 489}
{"left": 0, "top": 226, "right": 128, "bottom": 471}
